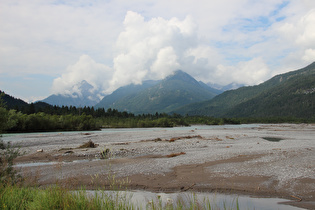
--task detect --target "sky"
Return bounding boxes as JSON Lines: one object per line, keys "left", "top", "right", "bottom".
{"left": 1, "top": 0, "right": 315, "bottom": 102}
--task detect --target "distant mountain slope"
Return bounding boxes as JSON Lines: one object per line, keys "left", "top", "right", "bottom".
{"left": 198, "top": 81, "right": 223, "bottom": 95}
{"left": 175, "top": 62, "right": 315, "bottom": 118}
{"left": 206, "top": 82, "right": 244, "bottom": 92}
{"left": 0, "top": 90, "right": 52, "bottom": 113}
{"left": 42, "top": 80, "right": 102, "bottom": 107}
{"left": 95, "top": 70, "right": 218, "bottom": 114}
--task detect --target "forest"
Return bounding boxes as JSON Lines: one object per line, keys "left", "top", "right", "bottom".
{"left": 1, "top": 93, "right": 314, "bottom": 133}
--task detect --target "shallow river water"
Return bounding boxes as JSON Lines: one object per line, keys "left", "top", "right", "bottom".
{"left": 85, "top": 190, "right": 304, "bottom": 210}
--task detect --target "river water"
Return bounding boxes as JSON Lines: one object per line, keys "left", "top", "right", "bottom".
{"left": 2, "top": 124, "right": 260, "bottom": 140}
{"left": 85, "top": 190, "right": 304, "bottom": 210}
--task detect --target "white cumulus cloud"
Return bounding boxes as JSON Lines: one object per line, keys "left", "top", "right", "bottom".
{"left": 2, "top": 0, "right": 315, "bottom": 101}
{"left": 109, "top": 11, "right": 199, "bottom": 92}
{"left": 215, "top": 58, "right": 271, "bottom": 86}
{"left": 150, "top": 47, "right": 180, "bottom": 79}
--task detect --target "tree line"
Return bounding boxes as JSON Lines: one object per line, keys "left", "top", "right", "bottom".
{"left": 1, "top": 92, "right": 314, "bottom": 133}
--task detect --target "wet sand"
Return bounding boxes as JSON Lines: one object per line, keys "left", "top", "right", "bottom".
{"left": 8, "top": 124, "right": 315, "bottom": 209}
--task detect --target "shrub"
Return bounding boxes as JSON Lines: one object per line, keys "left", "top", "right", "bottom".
{"left": 0, "top": 139, "right": 23, "bottom": 186}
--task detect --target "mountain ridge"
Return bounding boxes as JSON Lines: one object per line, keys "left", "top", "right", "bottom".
{"left": 95, "top": 70, "right": 218, "bottom": 114}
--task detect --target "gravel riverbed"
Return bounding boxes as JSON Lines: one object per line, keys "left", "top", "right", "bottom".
{"left": 4, "top": 124, "right": 315, "bottom": 209}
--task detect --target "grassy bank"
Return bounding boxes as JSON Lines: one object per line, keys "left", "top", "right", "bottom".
{"left": 0, "top": 185, "right": 132, "bottom": 210}
{"left": 1, "top": 184, "right": 241, "bottom": 210}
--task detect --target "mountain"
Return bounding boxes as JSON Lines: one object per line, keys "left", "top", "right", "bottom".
{"left": 175, "top": 62, "right": 315, "bottom": 118}
{"left": 95, "top": 70, "right": 218, "bottom": 114}
{"left": 41, "top": 80, "right": 103, "bottom": 107}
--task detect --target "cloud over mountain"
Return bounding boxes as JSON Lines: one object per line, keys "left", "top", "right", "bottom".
{"left": 52, "top": 11, "right": 274, "bottom": 96}
{"left": 51, "top": 55, "right": 112, "bottom": 98}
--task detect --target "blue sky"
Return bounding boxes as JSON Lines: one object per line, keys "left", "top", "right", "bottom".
{"left": 0, "top": 0, "right": 315, "bottom": 102}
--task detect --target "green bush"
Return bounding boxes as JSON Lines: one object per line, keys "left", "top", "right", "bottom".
{"left": 0, "top": 139, "right": 23, "bottom": 186}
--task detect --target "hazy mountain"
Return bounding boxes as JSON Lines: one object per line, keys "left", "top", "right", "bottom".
{"left": 175, "top": 62, "right": 315, "bottom": 118}
{"left": 198, "top": 81, "right": 224, "bottom": 95}
{"left": 41, "top": 80, "right": 103, "bottom": 107}
{"left": 95, "top": 70, "right": 218, "bottom": 114}
{"left": 207, "top": 82, "right": 244, "bottom": 92}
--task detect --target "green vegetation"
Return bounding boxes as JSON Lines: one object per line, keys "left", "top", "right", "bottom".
{"left": 0, "top": 94, "right": 23, "bottom": 185}
{"left": 0, "top": 185, "right": 132, "bottom": 210}
{"left": 0, "top": 139, "right": 23, "bottom": 186}
{"left": 5, "top": 111, "right": 100, "bottom": 132}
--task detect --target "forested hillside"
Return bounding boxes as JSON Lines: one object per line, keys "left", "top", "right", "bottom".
{"left": 95, "top": 80, "right": 159, "bottom": 109}
{"left": 175, "top": 62, "right": 315, "bottom": 118}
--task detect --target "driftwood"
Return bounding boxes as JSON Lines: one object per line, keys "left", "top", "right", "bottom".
{"left": 291, "top": 195, "right": 302, "bottom": 202}
{"left": 166, "top": 152, "right": 186, "bottom": 158}
{"left": 181, "top": 183, "right": 196, "bottom": 191}
{"left": 78, "top": 140, "right": 97, "bottom": 148}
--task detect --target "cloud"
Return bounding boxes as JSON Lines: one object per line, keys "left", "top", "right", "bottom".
{"left": 109, "top": 10, "right": 278, "bottom": 90}
{"left": 0, "top": 0, "right": 121, "bottom": 75}
{"left": 150, "top": 47, "right": 180, "bottom": 78}
{"left": 109, "top": 11, "right": 199, "bottom": 91}
{"left": 1, "top": 0, "right": 315, "bottom": 101}
{"left": 65, "top": 4, "right": 315, "bottom": 95}
{"left": 303, "top": 49, "right": 315, "bottom": 62}
{"left": 215, "top": 58, "right": 271, "bottom": 86}
{"left": 269, "top": 6, "right": 315, "bottom": 70}
{"left": 51, "top": 55, "right": 112, "bottom": 97}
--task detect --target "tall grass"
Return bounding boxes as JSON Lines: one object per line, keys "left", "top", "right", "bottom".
{"left": 0, "top": 184, "right": 134, "bottom": 210}
{"left": 0, "top": 184, "right": 242, "bottom": 210}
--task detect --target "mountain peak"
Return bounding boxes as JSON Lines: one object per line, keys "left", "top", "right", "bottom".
{"left": 169, "top": 70, "right": 190, "bottom": 77}
{"left": 74, "top": 80, "right": 94, "bottom": 97}
{"left": 165, "top": 70, "right": 200, "bottom": 86}
{"left": 78, "top": 80, "right": 92, "bottom": 89}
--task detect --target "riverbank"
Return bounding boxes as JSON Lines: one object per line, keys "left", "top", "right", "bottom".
{"left": 8, "top": 124, "right": 315, "bottom": 209}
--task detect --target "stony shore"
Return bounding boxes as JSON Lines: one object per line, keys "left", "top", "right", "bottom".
{"left": 6, "top": 124, "right": 315, "bottom": 209}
